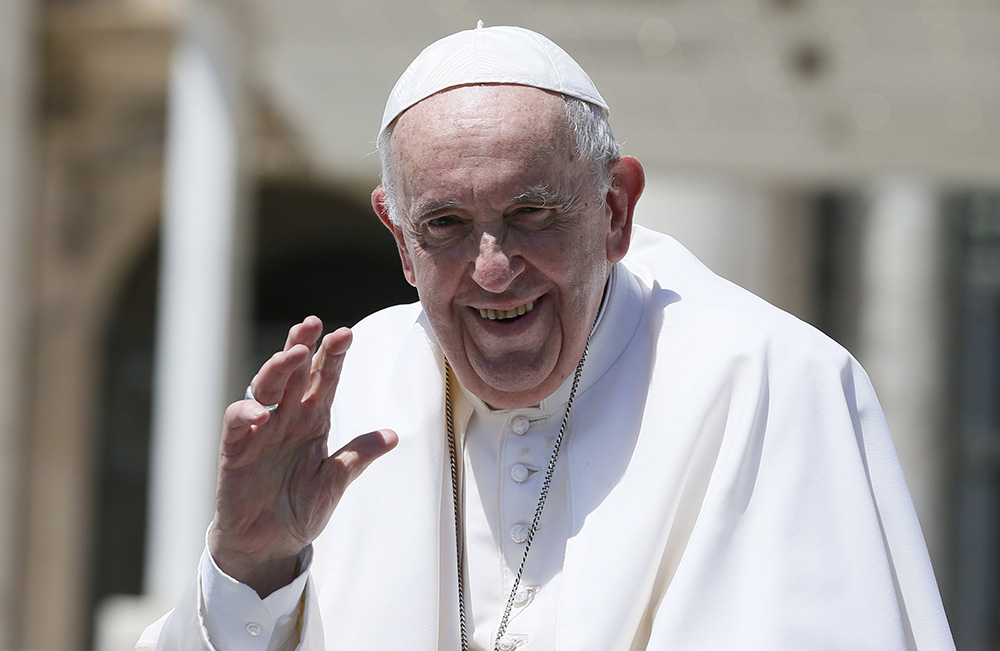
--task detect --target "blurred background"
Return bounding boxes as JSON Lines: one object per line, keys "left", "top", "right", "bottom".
{"left": 0, "top": 0, "right": 997, "bottom": 648}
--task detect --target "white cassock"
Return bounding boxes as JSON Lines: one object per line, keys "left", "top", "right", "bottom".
{"left": 137, "top": 225, "right": 955, "bottom": 650}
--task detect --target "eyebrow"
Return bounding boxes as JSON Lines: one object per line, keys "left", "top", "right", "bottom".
{"left": 409, "top": 185, "right": 569, "bottom": 221}
{"left": 510, "top": 185, "right": 567, "bottom": 206}
{"left": 411, "top": 198, "right": 460, "bottom": 221}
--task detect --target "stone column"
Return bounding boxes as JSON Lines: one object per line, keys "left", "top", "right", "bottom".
{"left": 952, "top": 201, "right": 1000, "bottom": 650}
{"left": 95, "top": 2, "right": 253, "bottom": 646}
{"left": 856, "top": 178, "right": 950, "bottom": 589}
{"left": 636, "top": 172, "right": 816, "bottom": 321}
{"left": 145, "top": 0, "right": 252, "bottom": 600}
{"left": 0, "top": 0, "right": 37, "bottom": 646}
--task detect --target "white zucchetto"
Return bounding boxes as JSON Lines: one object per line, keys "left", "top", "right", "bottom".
{"left": 380, "top": 24, "right": 608, "bottom": 136}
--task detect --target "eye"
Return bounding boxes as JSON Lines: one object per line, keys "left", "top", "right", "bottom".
{"left": 508, "top": 205, "right": 555, "bottom": 230}
{"left": 415, "top": 214, "right": 468, "bottom": 248}
{"left": 428, "top": 215, "right": 461, "bottom": 228}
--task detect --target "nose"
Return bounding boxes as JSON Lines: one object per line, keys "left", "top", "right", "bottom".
{"left": 470, "top": 232, "right": 525, "bottom": 293}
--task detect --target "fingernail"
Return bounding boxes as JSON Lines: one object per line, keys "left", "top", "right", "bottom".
{"left": 251, "top": 406, "right": 268, "bottom": 418}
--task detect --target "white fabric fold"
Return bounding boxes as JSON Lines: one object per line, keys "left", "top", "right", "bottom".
{"left": 138, "top": 225, "right": 954, "bottom": 650}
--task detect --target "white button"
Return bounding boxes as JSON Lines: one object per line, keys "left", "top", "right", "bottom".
{"left": 246, "top": 622, "right": 263, "bottom": 636}
{"left": 497, "top": 633, "right": 528, "bottom": 649}
{"left": 511, "top": 416, "right": 530, "bottom": 435}
{"left": 510, "top": 464, "right": 531, "bottom": 483}
{"left": 497, "top": 635, "right": 520, "bottom": 651}
{"left": 510, "top": 523, "right": 530, "bottom": 543}
{"left": 514, "top": 585, "right": 538, "bottom": 606}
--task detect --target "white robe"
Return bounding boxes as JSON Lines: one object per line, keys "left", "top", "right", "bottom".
{"left": 138, "top": 225, "right": 954, "bottom": 650}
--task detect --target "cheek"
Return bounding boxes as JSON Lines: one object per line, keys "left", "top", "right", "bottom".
{"left": 558, "top": 234, "right": 606, "bottom": 280}
{"left": 406, "top": 243, "right": 438, "bottom": 284}
{"left": 561, "top": 244, "right": 611, "bottom": 311}
{"left": 411, "top": 250, "right": 460, "bottom": 307}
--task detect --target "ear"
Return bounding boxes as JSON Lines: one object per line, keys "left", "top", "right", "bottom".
{"left": 604, "top": 156, "right": 645, "bottom": 264}
{"left": 372, "top": 187, "right": 417, "bottom": 287}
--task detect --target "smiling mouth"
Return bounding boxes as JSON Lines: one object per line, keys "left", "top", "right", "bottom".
{"left": 478, "top": 301, "right": 535, "bottom": 321}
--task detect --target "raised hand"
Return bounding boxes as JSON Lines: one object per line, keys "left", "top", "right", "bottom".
{"left": 208, "top": 316, "right": 398, "bottom": 596}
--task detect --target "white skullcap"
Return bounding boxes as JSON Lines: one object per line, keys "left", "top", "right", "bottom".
{"left": 379, "top": 24, "right": 608, "bottom": 136}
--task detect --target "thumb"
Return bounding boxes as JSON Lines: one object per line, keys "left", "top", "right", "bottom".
{"left": 326, "top": 429, "right": 398, "bottom": 486}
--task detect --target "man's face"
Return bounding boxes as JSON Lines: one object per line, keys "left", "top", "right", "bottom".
{"left": 374, "top": 85, "right": 635, "bottom": 409}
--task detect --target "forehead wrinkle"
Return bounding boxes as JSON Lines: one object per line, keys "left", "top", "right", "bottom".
{"left": 392, "top": 87, "right": 584, "bottom": 222}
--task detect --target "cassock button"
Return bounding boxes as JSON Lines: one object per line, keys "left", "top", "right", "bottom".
{"left": 510, "top": 523, "right": 530, "bottom": 543}
{"left": 513, "top": 585, "right": 538, "bottom": 606}
{"left": 510, "top": 464, "right": 531, "bottom": 483}
{"left": 245, "top": 622, "right": 263, "bottom": 637}
{"left": 511, "top": 416, "right": 530, "bottom": 435}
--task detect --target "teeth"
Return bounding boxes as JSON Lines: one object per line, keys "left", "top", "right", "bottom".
{"left": 479, "top": 301, "right": 534, "bottom": 321}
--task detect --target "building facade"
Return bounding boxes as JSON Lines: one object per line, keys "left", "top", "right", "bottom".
{"left": 1, "top": 0, "right": 998, "bottom": 648}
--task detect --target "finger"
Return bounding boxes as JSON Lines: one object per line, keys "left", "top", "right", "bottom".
{"left": 304, "top": 327, "right": 352, "bottom": 406}
{"left": 219, "top": 400, "right": 272, "bottom": 460}
{"left": 246, "top": 316, "right": 321, "bottom": 407}
{"left": 324, "top": 429, "right": 399, "bottom": 486}
{"left": 281, "top": 341, "right": 316, "bottom": 407}
{"left": 277, "top": 317, "right": 326, "bottom": 405}
{"left": 283, "top": 315, "right": 324, "bottom": 353}
{"left": 249, "top": 344, "right": 312, "bottom": 407}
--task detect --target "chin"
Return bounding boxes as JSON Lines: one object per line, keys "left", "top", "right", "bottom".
{"left": 479, "top": 355, "right": 553, "bottom": 388}
{"left": 457, "top": 366, "right": 543, "bottom": 408}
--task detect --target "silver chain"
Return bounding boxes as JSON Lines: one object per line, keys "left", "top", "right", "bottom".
{"left": 445, "top": 340, "right": 590, "bottom": 651}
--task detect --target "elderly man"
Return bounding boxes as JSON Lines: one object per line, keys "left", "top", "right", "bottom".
{"left": 138, "top": 25, "right": 953, "bottom": 651}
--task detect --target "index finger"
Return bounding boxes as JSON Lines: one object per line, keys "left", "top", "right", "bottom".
{"left": 263, "top": 315, "right": 324, "bottom": 408}
{"left": 248, "top": 343, "right": 313, "bottom": 408}
{"left": 303, "top": 327, "right": 353, "bottom": 407}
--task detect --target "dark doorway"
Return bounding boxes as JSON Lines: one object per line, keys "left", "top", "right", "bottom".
{"left": 250, "top": 181, "right": 417, "bottom": 365}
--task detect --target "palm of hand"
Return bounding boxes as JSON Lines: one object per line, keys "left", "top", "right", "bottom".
{"left": 209, "top": 317, "right": 397, "bottom": 595}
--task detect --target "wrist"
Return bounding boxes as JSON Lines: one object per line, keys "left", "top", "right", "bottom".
{"left": 208, "top": 523, "right": 304, "bottom": 597}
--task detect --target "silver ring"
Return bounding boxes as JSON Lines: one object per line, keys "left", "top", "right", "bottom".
{"left": 245, "top": 385, "right": 280, "bottom": 412}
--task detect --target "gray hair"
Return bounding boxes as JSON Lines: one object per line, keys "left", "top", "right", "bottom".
{"left": 376, "top": 96, "right": 621, "bottom": 225}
